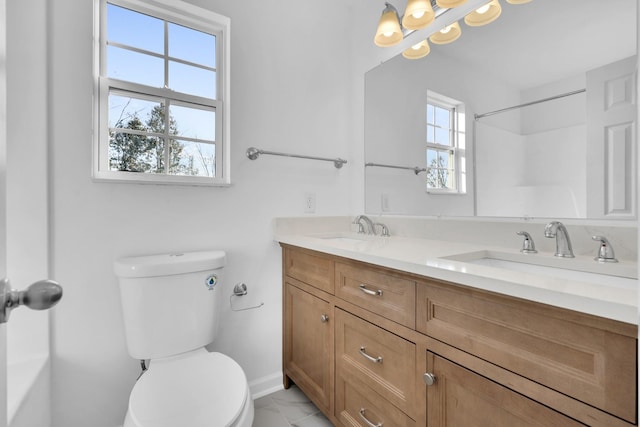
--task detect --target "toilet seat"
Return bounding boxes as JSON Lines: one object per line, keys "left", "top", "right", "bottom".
{"left": 126, "top": 349, "right": 249, "bottom": 427}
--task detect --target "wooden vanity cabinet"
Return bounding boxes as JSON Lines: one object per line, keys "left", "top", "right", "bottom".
{"left": 417, "top": 279, "right": 638, "bottom": 425}
{"left": 426, "top": 351, "right": 584, "bottom": 427}
{"left": 283, "top": 247, "right": 335, "bottom": 418}
{"left": 281, "top": 245, "right": 638, "bottom": 427}
{"left": 283, "top": 281, "right": 333, "bottom": 416}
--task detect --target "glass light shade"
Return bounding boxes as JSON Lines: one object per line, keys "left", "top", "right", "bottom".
{"left": 402, "top": 0, "right": 435, "bottom": 30}
{"left": 374, "top": 3, "right": 403, "bottom": 47}
{"left": 429, "top": 21, "right": 462, "bottom": 44}
{"left": 402, "top": 39, "right": 430, "bottom": 59}
{"left": 436, "top": 0, "right": 468, "bottom": 7}
{"left": 464, "top": 0, "right": 502, "bottom": 27}
{"left": 506, "top": 0, "right": 531, "bottom": 3}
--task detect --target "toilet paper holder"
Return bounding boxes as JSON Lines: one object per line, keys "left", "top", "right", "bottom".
{"left": 230, "top": 283, "right": 264, "bottom": 311}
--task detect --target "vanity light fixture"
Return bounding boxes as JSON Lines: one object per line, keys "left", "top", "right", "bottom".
{"left": 402, "top": 0, "right": 435, "bottom": 30}
{"left": 436, "top": 0, "right": 468, "bottom": 7}
{"left": 402, "top": 39, "right": 431, "bottom": 59}
{"left": 429, "top": 21, "right": 462, "bottom": 44}
{"left": 375, "top": 0, "right": 528, "bottom": 56}
{"left": 374, "top": 2, "right": 403, "bottom": 47}
{"left": 464, "top": 0, "right": 502, "bottom": 26}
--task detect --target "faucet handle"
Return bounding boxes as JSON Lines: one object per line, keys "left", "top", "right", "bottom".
{"left": 592, "top": 236, "right": 618, "bottom": 263}
{"left": 516, "top": 231, "right": 537, "bottom": 254}
{"left": 374, "top": 223, "right": 390, "bottom": 237}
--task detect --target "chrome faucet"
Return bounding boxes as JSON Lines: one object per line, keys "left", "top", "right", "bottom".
{"left": 516, "top": 231, "right": 537, "bottom": 254}
{"left": 353, "top": 215, "right": 376, "bottom": 235}
{"left": 544, "top": 221, "right": 574, "bottom": 258}
{"left": 374, "top": 222, "right": 390, "bottom": 237}
{"left": 592, "top": 236, "right": 618, "bottom": 263}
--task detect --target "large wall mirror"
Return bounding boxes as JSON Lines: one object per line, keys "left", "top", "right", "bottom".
{"left": 365, "top": 0, "right": 637, "bottom": 219}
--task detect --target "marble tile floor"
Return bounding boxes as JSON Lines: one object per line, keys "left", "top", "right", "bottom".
{"left": 253, "top": 385, "right": 334, "bottom": 427}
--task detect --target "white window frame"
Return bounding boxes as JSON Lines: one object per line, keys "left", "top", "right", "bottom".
{"left": 425, "top": 90, "right": 466, "bottom": 194}
{"left": 93, "top": 0, "right": 231, "bottom": 185}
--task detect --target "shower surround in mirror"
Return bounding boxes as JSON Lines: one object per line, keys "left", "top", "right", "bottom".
{"left": 364, "top": 0, "right": 636, "bottom": 220}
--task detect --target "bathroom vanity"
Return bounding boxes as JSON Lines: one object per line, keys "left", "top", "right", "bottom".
{"left": 280, "top": 237, "right": 638, "bottom": 427}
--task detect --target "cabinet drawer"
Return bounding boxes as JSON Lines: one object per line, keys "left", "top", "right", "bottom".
{"left": 336, "top": 372, "right": 416, "bottom": 427}
{"left": 284, "top": 247, "right": 334, "bottom": 294}
{"left": 335, "top": 309, "right": 416, "bottom": 417}
{"left": 335, "top": 262, "right": 415, "bottom": 328}
{"left": 417, "top": 281, "right": 637, "bottom": 423}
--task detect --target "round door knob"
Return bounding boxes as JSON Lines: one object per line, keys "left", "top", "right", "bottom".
{"left": 320, "top": 314, "right": 329, "bottom": 323}
{"left": 423, "top": 372, "right": 437, "bottom": 386}
{"left": 20, "top": 280, "right": 63, "bottom": 310}
{"left": 1, "top": 278, "right": 63, "bottom": 324}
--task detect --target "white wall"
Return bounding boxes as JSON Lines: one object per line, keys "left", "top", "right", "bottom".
{"left": 47, "top": 1, "right": 367, "bottom": 426}
{"left": 6, "top": 0, "right": 51, "bottom": 425}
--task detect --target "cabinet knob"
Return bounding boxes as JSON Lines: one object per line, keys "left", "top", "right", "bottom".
{"left": 423, "top": 372, "right": 437, "bottom": 386}
{"left": 320, "top": 314, "right": 329, "bottom": 323}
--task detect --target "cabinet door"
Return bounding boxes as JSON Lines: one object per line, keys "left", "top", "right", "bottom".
{"left": 426, "top": 352, "right": 584, "bottom": 427}
{"left": 283, "top": 282, "right": 333, "bottom": 415}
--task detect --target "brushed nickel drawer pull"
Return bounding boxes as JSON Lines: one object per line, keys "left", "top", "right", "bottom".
{"left": 359, "top": 284, "right": 383, "bottom": 296}
{"left": 359, "top": 408, "right": 383, "bottom": 427}
{"left": 320, "top": 314, "right": 329, "bottom": 323}
{"left": 359, "top": 346, "right": 383, "bottom": 364}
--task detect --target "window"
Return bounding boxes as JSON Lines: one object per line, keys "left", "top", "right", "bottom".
{"left": 94, "top": 0, "right": 230, "bottom": 185}
{"left": 425, "top": 91, "right": 466, "bottom": 193}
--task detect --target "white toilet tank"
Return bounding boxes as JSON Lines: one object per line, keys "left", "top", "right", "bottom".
{"left": 114, "top": 250, "right": 226, "bottom": 360}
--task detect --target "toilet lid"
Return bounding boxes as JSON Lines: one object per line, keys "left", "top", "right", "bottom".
{"left": 128, "top": 350, "right": 248, "bottom": 427}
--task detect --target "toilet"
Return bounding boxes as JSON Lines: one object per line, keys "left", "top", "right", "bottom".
{"left": 114, "top": 250, "right": 254, "bottom": 427}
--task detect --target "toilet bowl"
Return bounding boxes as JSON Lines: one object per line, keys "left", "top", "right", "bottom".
{"left": 124, "top": 349, "right": 254, "bottom": 427}
{"left": 114, "top": 250, "right": 254, "bottom": 427}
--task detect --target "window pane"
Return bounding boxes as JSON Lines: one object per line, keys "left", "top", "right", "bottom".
{"left": 426, "top": 124, "right": 435, "bottom": 143}
{"left": 169, "top": 61, "right": 216, "bottom": 99}
{"left": 435, "top": 106, "right": 450, "bottom": 129}
{"left": 168, "top": 23, "right": 216, "bottom": 68}
{"left": 434, "top": 127, "right": 449, "bottom": 145}
{"left": 107, "top": 45, "right": 164, "bottom": 87}
{"left": 427, "top": 149, "right": 437, "bottom": 166}
{"left": 169, "top": 104, "right": 216, "bottom": 140}
{"left": 109, "top": 93, "right": 164, "bottom": 131}
{"left": 109, "top": 134, "right": 165, "bottom": 173}
{"left": 426, "top": 104, "right": 434, "bottom": 123}
{"left": 427, "top": 169, "right": 441, "bottom": 188}
{"left": 169, "top": 140, "right": 216, "bottom": 177}
{"left": 107, "top": 4, "right": 163, "bottom": 54}
{"left": 438, "top": 151, "right": 449, "bottom": 169}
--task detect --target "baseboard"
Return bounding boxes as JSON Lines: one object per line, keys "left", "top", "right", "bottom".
{"left": 249, "top": 371, "right": 284, "bottom": 399}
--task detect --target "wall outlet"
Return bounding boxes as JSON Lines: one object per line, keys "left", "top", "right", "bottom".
{"left": 304, "top": 193, "right": 316, "bottom": 213}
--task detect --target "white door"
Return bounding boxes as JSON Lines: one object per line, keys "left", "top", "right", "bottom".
{"left": 0, "top": 0, "right": 8, "bottom": 424}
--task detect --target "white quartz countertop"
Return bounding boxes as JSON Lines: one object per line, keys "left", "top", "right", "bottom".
{"left": 275, "top": 232, "right": 639, "bottom": 325}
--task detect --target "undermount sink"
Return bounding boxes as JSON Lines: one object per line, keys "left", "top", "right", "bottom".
{"left": 442, "top": 250, "right": 637, "bottom": 289}
{"left": 320, "top": 236, "right": 369, "bottom": 244}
